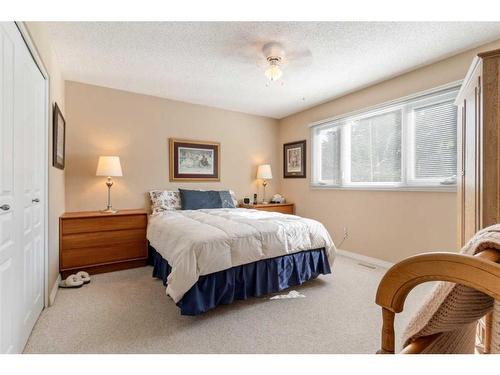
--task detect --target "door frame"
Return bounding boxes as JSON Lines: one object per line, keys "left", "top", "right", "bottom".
{"left": 14, "top": 22, "right": 50, "bottom": 308}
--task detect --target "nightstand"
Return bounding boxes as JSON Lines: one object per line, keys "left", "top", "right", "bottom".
{"left": 59, "top": 209, "right": 148, "bottom": 278}
{"left": 241, "top": 203, "right": 295, "bottom": 215}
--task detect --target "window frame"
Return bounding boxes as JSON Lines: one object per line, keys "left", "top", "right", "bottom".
{"left": 309, "top": 82, "right": 461, "bottom": 192}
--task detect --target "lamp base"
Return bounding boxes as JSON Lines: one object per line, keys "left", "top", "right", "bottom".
{"left": 102, "top": 178, "right": 117, "bottom": 214}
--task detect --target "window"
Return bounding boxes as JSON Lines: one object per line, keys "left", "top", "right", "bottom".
{"left": 311, "top": 85, "right": 459, "bottom": 190}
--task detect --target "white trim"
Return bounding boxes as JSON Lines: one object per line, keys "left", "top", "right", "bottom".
{"left": 310, "top": 185, "right": 456, "bottom": 193}
{"left": 308, "top": 80, "right": 462, "bottom": 128}
{"left": 336, "top": 248, "right": 394, "bottom": 269}
{"left": 14, "top": 22, "right": 49, "bottom": 79}
{"left": 49, "top": 274, "right": 61, "bottom": 306}
{"left": 15, "top": 22, "right": 51, "bottom": 309}
{"left": 455, "top": 56, "right": 480, "bottom": 105}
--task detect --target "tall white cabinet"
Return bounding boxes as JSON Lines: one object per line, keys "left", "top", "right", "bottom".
{"left": 0, "top": 22, "right": 46, "bottom": 353}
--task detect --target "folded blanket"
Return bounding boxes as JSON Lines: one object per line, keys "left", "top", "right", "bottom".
{"left": 401, "top": 224, "right": 500, "bottom": 354}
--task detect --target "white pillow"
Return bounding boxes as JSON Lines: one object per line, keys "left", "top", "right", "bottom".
{"left": 228, "top": 190, "right": 239, "bottom": 207}
{"left": 149, "top": 190, "right": 181, "bottom": 214}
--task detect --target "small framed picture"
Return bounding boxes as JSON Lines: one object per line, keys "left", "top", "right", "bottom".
{"left": 283, "top": 140, "right": 306, "bottom": 178}
{"left": 52, "top": 103, "right": 66, "bottom": 170}
{"left": 169, "top": 138, "right": 220, "bottom": 181}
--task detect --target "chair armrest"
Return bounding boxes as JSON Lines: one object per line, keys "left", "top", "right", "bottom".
{"left": 400, "top": 333, "right": 442, "bottom": 354}
{"left": 375, "top": 249, "right": 500, "bottom": 353}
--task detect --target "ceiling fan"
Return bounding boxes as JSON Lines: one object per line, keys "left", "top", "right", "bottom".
{"left": 234, "top": 41, "right": 312, "bottom": 84}
{"left": 261, "top": 41, "right": 312, "bottom": 83}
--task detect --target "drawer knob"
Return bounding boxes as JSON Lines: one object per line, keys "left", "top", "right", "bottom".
{"left": 0, "top": 204, "right": 10, "bottom": 211}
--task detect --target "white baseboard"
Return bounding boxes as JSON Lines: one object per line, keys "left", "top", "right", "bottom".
{"left": 336, "top": 248, "right": 394, "bottom": 269}
{"left": 49, "top": 274, "right": 61, "bottom": 306}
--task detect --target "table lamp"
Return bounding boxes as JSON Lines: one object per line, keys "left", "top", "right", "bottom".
{"left": 96, "top": 156, "right": 122, "bottom": 213}
{"left": 257, "top": 164, "right": 272, "bottom": 204}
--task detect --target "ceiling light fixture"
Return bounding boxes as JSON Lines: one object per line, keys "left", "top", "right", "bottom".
{"left": 265, "top": 56, "right": 283, "bottom": 82}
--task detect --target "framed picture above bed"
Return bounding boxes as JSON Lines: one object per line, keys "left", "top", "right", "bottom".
{"left": 283, "top": 140, "right": 306, "bottom": 178}
{"left": 52, "top": 102, "right": 66, "bottom": 170}
{"left": 169, "top": 138, "right": 220, "bottom": 181}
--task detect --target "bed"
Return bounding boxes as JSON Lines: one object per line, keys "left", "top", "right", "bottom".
{"left": 147, "top": 200, "right": 336, "bottom": 315}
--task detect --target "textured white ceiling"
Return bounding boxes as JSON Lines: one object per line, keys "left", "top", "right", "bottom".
{"left": 45, "top": 22, "right": 500, "bottom": 119}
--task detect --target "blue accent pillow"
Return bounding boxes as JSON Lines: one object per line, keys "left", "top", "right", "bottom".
{"left": 179, "top": 189, "right": 235, "bottom": 210}
{"left": 179, "top": 189, "right": 221, "bottom": 210}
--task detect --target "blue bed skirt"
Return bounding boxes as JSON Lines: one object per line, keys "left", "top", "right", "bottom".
{"left": 148, "top": 244, "right": 332, "bottom": 315}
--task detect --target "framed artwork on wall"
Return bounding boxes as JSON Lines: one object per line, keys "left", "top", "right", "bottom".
{"left": 283, "top": 140, "right": 306, "bottom": 178}
{"left": 169, "top": 138, "right": 220, "bottom": 181}
{"left": 52, "top": 102, "right": 66, "bottom": 170}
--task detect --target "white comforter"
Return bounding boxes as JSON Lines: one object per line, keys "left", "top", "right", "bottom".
{"left": 147, "top": 208, "right": 336, "bottom": 302}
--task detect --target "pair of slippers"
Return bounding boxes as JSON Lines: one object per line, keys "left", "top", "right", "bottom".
{"left": 59, "top": 271, "right": 91, "bottom": 288}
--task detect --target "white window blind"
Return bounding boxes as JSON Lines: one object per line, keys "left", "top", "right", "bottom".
{"left": 311, "top": 85, "right": 459, "bottom": 190}
{"left": 409, "top": 101, "right": 457, "bottom": 184}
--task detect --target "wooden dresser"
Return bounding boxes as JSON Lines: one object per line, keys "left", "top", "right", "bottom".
{"left": 241, "top": 203, "right": 295, "bottom": 215}
{"left": 59, "top": 209, "right": 148, "bottom": 278}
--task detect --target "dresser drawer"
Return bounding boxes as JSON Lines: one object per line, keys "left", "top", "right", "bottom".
{"left": 61, "top": 240, "right": 147, "bottom": 269}
{"left": 61, "top": 228, "right": 146, "bottom": 250}
{"left": 241, "top": 203, "right": 295, "bottom": 215}
{"left": 256, "top": 205, "right": 294, "bottom": 214}
{"left": 61, "top": 214, "right": 147, "bottom": 234}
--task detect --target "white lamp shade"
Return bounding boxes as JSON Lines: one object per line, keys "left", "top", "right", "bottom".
{"left": 257, "top": 164, "right": 272, "bottom": 180}
{"left": 96, "top": 156, "right": 123, "bottom": 177}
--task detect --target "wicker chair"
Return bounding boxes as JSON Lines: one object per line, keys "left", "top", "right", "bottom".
{"left": 375, "top": 226, "right": 500, "bottom": 354}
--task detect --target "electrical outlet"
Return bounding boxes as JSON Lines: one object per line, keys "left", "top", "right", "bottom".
{"left": 343, "top": 227, "right": 349, "bottom": 239}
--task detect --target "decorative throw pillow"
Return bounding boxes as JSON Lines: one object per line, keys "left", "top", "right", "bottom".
{"left": 179, "top": 189, "right": 223, "bottom": 210}
{"left": 149, "top": 190, "right": 181, "bottom": 214}
{"left": 219, "top": 191, "right": 235, "bottom": 208}
{"left": 229, "top": 190, "right": 238, "bottom": 207}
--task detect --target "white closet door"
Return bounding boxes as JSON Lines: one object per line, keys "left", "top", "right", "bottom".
{"left": 0, "top": 22, "right": 46, "bottom": 353}
{"left": 0, "top": 22, "right": 18, "bottom": 354}
{"left": 18, "top": 31, "right": 45, "bottom": 346}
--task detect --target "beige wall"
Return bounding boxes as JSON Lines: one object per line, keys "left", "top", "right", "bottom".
{"left": 25, "top": 22, "right": 66, "bottom": 295}
{"left": 61, "top": 38, "right": 500, "bottom": 265}
{"left": 278, "top": 39, "right": 500, "bottom": 263}
{"left": 64, "top": 81, "right": 280, "bottom": 212}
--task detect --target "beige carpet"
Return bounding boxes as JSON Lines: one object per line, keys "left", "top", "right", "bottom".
{"left": 24, "top": 254, "right": 431, "bottom": 354}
